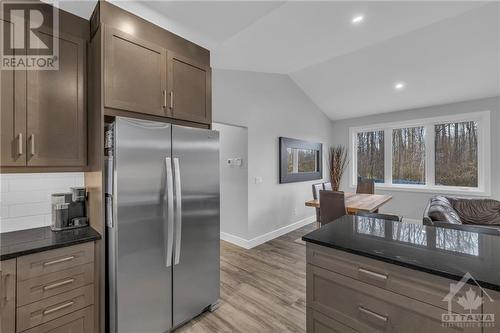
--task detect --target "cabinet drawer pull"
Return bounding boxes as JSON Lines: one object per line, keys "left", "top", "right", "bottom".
{"left": 43, "top": 278, "right": 75, "bottom": 291}
{"left": 169, "top": 91, "right": 173, "bottom": 109}
{"left": 163, "top": 90, "right": 167, "bottom": 108}
{"left": 43, "top": 301, "right": 74, "bottom": 316}
{"left": 359, "top": 306, "right": 388, "bottom": 323}
{"left": 358, "top": 267, "right": 388, "bottom": 281}
{"left": 43, "top": 256, "right": 75, "bottom": 267}
{"left": 18, "top": 133, "right": 23, "bottom": 156}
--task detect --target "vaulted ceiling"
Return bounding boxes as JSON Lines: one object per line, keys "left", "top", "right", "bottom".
{"left": 59, "top": 1, "right": 500, "bottom": 120}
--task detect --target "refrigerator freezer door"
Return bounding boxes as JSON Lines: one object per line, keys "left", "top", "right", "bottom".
{"left": 172, "top": 125, "right": 220, "bottom": 327}
{"left": 112, "top": 117, "right": 173, "bottom": 333}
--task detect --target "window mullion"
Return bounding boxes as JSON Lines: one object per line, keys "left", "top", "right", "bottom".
{"left": 350, "top": 129, "right": 357, "bottom": 188}
{"left": 384, "top": 128, "right": 392, "bottom": 186}
{"left": 426, "top": 124, "right": 435, "bottom": 187}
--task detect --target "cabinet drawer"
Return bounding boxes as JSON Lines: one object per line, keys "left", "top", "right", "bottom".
{"left": 307, "top": 243, "right": 478, "bottom": 312}
{"left": 307, "top": 307, "right": 358, "bottom": 333}
{"left": 307, "top": 264, "right": 479, "bottom": 333}
{"left": 21, "top": 306, "right": 94, "bottom": 333}
{"left": 16, "top": 284, "right": 94, "bottom": 332}
{"left": 18, "top": 263, "right": 94, "bottom": 306}
{"left": 17, "top": 243, "right": 94, "bottom": 281}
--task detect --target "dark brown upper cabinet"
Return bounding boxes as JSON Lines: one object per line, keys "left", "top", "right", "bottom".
{"left": 1, "top": 6, "right": 88, "bottom": 171}
{"left": 104, "top": 27, "right": 168, "bottom": 117}
{"left": 0, "top": 18, "right": 26, "bottom": 167}
{"left": 26, "top": 29, "right": 87, "bottom": 167}
{"left": 167, "top": 53, "right": 211, "bottom": 124}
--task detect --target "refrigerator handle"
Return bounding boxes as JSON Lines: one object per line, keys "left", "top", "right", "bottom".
{"left": 173, "top": 157, "right": 182, "bottom": 265}
{"left": 165, "top": 157, "right": 175, "bottom": 268}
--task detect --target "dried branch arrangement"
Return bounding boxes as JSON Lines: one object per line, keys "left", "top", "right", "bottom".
{"left": 329, "top": 146, "right": 349, "bottom": 191}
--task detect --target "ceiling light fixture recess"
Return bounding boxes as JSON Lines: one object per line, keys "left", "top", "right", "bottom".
{"left": 351, "top": 15, "right": 364, "bottom": 24}
{"left": 394, "top": 82, "right": 406, "bottom": 91}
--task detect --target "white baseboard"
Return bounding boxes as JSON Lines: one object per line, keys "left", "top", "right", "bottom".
{"left": 220, "top": 215, "right": 316, "bottom": 250}
{"left": 219, "top": 232, "right": 251, "bottom": 249}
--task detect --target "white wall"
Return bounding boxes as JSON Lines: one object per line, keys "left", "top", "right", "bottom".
{"left": 331, "top": 96, "right": 500, "bottom": 220}
{"left": 213, "top": 69, "right": 332, "bottom": 243}
{"left": 212, "top": 123, "right": 249, "bottom": 240}
{"left": 0, "top": 173, "right": 85, "bottom": 233}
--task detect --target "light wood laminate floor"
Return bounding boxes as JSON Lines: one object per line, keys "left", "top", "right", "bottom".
{"left": 174, "top": 223, "right": 317, "bottom": 333}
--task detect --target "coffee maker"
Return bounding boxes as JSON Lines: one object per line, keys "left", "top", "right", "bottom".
{"left": 51, "top": 187, "right": 89, "bottom": 231}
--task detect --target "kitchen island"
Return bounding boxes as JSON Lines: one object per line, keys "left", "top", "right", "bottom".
{"left": 302, "top": 215, "right": 500, "bottom": 333}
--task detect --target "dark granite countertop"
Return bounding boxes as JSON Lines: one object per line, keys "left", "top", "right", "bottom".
{"left": 1, "top": 226, "right": 101, "bottom": 261}
{"left": 302, "top": 215, "right": 500, "bottom": 291}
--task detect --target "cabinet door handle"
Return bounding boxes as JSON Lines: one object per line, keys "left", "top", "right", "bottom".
{"left": 163, "top": 90, "right": 167, "bottom": 108}
{"left": 43, "top": 278, "right": 75, "bottom": 291}
{"left": 359, "top": 306, "right": 388, "bottom": 324}
{"left": 43, "top": 301, "right": 74, "bottom": 316}
{"left": 30, "top": 134, "right": 35, "bottom": 156}
{"left": 358, "top": 267, "right": 388, "bottom": 281}
{"left": 17, "top": 133, "right": 23, "bottom": 156}
{"left": 169, "top": 91, "right": 174, "bottom": 109}
{"left": 1, "top": 273, "right": 10, "bottom": 305}
{"left": 43, "top": 256, "right": 75, "bottom": 267}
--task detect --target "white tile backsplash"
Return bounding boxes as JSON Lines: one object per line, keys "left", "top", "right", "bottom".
{"left": 0, "top": 173, "right": 84, "bottom": 233}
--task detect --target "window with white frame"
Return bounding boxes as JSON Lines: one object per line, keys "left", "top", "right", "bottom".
{"left": 349, "top": 111, "right": 491, "bottom": 194}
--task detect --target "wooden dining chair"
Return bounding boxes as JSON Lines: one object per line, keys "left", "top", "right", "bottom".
{"left": 323, "top": 182, "right": 332, "bottom": 191}
{"left": 356, "top": 178, "right": 375, "bottom": 194}
{"left": 312, "top": 183, "right": 323, "bottom": 223}
{"left": 356, "top": 211, "right": 401, "bottom": 222}
{"left": 319, "top": 190, "right": 347, "bottom": 226}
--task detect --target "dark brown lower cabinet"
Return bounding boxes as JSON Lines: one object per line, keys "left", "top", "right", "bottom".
{"left": 483, "top": 290, "right": 500, "bottom": 333}
{"left": 305, "top": 243, "right": 490, "bottom": 333}
{"left": 0, "top": 259, "right": 16, "bottom": 333}
{"left": 168, "top": 52, "right": 211, "bottom": 124}
{"left": 26, "top": 29, "right": 86, "bottom": 167}
{"left": 0, "top": 243, "right": 96, "bottom": 333}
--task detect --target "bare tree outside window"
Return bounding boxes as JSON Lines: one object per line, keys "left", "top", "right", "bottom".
{"left": 392, "top": 222, "right": 427, "bottom": 246}
{"left": 392, "top": 127, "right": 425, "bottom": 185}
{"left": 356, "top": 131, "right": 384, "bottom": 183}
{"left": 435, "top": 121, "right": 478, "bottom": 187}
{"left": 287, "top": 148, "right": 318, "bottom": 173}
{"left": 436, "top": 228, "right": 479, "bottom": 256}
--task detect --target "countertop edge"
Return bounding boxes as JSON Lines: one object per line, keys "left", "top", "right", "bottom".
{"left": 302, "top": 237, "right": 500, "bottom": 292}
{"left": 1, "top": 228, "right": 101, "bottom": 261}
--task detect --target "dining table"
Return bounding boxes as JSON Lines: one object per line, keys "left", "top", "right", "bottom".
{"left": 305, "top": 192, "right": 393, "bottom": 214}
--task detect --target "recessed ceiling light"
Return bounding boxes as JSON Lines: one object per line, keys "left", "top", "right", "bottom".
{"left": 351, "top": 15, "right": 364, "bottom": 24}
{"left": 394, "top": 82, "right": 406, "bottom": 91}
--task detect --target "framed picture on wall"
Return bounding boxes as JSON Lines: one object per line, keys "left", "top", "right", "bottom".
{"left": 279, "top": 137, "right": 322, "bottom": 184}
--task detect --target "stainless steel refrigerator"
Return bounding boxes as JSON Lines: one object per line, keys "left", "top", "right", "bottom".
{"left": 105, "top": 117, "right": 220, "bottom": 333}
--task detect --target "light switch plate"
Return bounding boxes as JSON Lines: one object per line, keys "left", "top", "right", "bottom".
{"left": 227, "top": 158, "right": 243, "bottom": 166}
